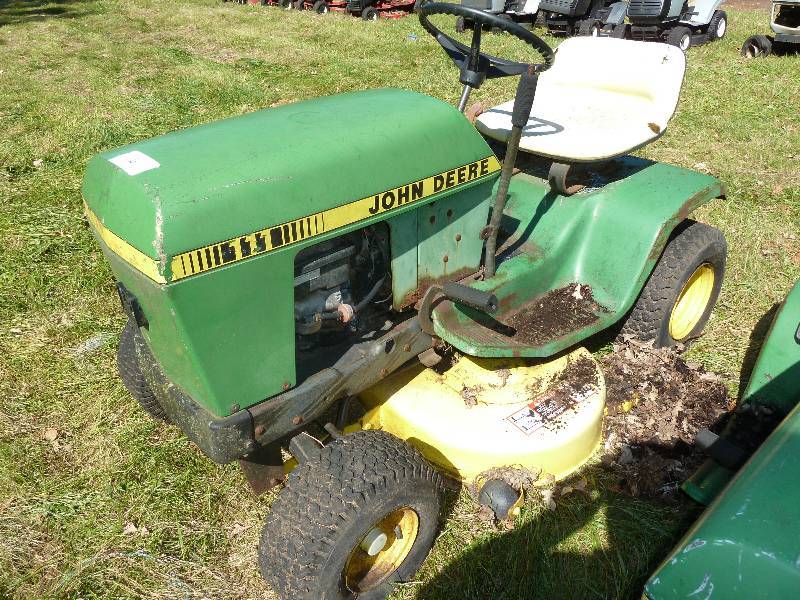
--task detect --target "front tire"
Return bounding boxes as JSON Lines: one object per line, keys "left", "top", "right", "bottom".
{"left": 667, "top": 25, "right": 692, "bottom": 51}
{"left": 259, "top": 430, "right": 443, "bottom": 600}
{"left": 578, "top": 19, "right": 600, "bottom": 37}
{"left": 362, "top": 6, "right": 378, "bottom": 20}
{"left": 313, "top": 0, "right": 329, "bottom": 13}
{"left": 117, "top": 320, "right": 170, "bottom": 422}
{"left": 619, "top": 221, "right": 727, "bottom": 347}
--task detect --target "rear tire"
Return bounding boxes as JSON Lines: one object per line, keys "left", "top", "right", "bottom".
{"left": 362, "top": 6, "right": 378, "bottom": 20}
{"left": 619, "top": 221, "right": 727, "bottom": 347}
{"left": 293, "top": 0, "right": 304, "bottom": 9}
{"left": 741, "top": 34, "right": 772, "bottom": 58}
{"left": 259, "top": 430, "right": 443, "bottom": 600}
{"left": 313, "top": 0, "right": 329, "bottom": 13}
{"left": 667, "top": 25, "right": 692, "bottom": 51}
{"left": 279, "top": 0, "right": 292, "bottom": 8}
{"left": 117, "top": 321, "right": 170, "bottom": 422}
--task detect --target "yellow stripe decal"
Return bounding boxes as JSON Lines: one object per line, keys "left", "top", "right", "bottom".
{"left": 170, "top": 155, "right": 501, "bottom": 282}
{"left": 85, "top": 205, "right": 166, "bottom": 284}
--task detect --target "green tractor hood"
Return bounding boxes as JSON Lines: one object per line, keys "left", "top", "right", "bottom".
{"left": 84, "top": 88, "right": 499, "bottom": 423}
{"left": 83, "top": 88, "right": 496, "bottom": 284}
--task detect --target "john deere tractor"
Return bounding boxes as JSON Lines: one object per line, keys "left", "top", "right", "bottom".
{"left": 85, "top": 5, "right": 727, "bottom": 598}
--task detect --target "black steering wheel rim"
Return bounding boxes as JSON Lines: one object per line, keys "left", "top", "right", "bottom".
{"left": 418, "top": 2, "right": 555, "bottom": 86}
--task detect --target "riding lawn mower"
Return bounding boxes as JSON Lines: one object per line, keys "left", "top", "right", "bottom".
{"left": 85, "top": 4, "right": 727, "bottom": 597}
{"left": 741, "top": 0, "right": 800, "bottom": 57}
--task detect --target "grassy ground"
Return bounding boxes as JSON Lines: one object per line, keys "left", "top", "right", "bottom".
{"left": 0, "top": 0, "right": 798, "bottom": 598}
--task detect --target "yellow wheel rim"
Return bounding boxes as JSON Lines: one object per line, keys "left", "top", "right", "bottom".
{"left": 669, "top": 263, "right": 715, "bottom": 341}
{"left": 343, "top": 507, "right": 419, "bottom": 592}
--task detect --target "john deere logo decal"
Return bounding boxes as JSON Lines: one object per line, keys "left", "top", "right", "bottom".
{"left": 87, "top": 156, "right": 501, "bottom": 284}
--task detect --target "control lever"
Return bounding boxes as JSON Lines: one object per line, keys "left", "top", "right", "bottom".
{"left": 418, "top": 282, "right": 498, "bottom": 335}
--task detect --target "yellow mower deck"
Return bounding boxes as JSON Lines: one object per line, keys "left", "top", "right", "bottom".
{"left": 355, "top": 348, "right": 605, "bottom": 484}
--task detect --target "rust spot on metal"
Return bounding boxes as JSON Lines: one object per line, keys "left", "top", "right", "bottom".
{"left": 231, "top": 404, "right": 240, "bottom": 414}
{"left": 255, "top": 425, "right": 266, "bottom": 436}
{"left": 292, "top": 415, "right": 303, "bottom": 425}
{"left": 398, "top": 268, "right": 478, "bottom": 310}
{"left": 403, "top": 343, "right": 411, "bottom": 352}
{"left": 380, "top": 368, "right": 388, "bottom": 378}
{"left": 648, "top": 122, "right": 661, "bottom": 134}
{"left": 282, "top": 381, "right": 291, "bottom": 391}
{"left": 443, "top": 255, "right": 449, "bottom": 263}
{"left": 455, "top": 234, "right": 462, "bottom": 242}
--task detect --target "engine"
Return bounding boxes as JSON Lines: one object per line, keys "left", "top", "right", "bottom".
{"left": 293, "top": 224, "right": 391, "bottom": 352}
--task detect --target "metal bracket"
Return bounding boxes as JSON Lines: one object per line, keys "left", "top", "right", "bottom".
{"left": 548, "top": 162, "right": 585, "bottom": 196}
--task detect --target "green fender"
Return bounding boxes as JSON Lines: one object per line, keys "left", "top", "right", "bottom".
{"left": 741, "top": 280, "right": 800, "bottom": 412}
{"left": 434, "top": 156, "right": 725, "bottom": 357}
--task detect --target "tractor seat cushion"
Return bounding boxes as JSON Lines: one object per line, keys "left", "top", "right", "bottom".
{"left": 475, "top": 37, "right": 686, "bottom": 163}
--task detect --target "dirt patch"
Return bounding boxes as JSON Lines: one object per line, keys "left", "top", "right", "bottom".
{"left": 503, "top": 284, "right": 608, "bottom": 346}
{"left": 599, "top": 338, "right": 732, "bottom": 499}
{"left": 722, "top": 0, "right": 770, "bottom": 10}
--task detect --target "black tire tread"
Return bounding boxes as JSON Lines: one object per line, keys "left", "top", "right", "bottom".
{"left": 117, "top": 321, "right": 170, "bottom": 422}
{"left": 259, "top": 430, "right": 443, "bottom": 600}
{"left": 619, "top": 221, "right": 726, "bottom": 347}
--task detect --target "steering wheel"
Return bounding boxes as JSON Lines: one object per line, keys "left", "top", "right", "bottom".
{"left": 417, "top": 3, "right": 555, "bottom": 91}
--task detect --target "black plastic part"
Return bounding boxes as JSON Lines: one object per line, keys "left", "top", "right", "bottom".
{"left": 478, "top": 479, "right": 521, "bottom": 520}
{"left": 288, "top": 431, "right": 324, "bottom": 464}
{"left": 696, "top": 428, "right": 749, "bottom": 471}
{"left": 442, "top": 282, "right": 498, "bottom": 312}
{"left": 511, "top": 71, "right": 538, "bottom": 129}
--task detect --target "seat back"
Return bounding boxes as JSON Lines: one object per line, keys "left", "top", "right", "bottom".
{"left": 539, "top": 37, "right": 686, "bottom": 131}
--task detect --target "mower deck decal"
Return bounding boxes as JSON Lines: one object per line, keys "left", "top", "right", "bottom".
{"left": 84, "top": 205, "right": 166, "bottom": 284}
{"left": 169, "top": 155, "right": 501, "bottom": 282}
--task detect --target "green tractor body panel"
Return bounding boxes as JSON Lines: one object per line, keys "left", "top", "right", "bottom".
{"left": 432, "top": 157, "right": 723, "bottom": 357}
{"left": 646, "top": 281, "right": 800, "bottom": 599}
{"left": 83, "top": 88, "right": 501, "bottom": 417}
{"left": 741, "top": 280, "right": 800, "bottom": 412}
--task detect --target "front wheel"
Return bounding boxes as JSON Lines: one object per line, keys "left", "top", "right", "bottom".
{"left": 313, "top": 0, "right": 329, "bottom": 13}
{"left": 619, "top": 220, "right": 727, "bottom": 347}
{"left": 362, "top": 6, "right": 379, "bottom": 20}
{"left": 259, "top": 430, "right": 443, "bottom": 600}
{"left": 578, "top": 19, "right": 600, "bottom": 37}
{"left": 117, "top": 320, "right": 170, "bottom": 422}
{"left": 741, "top": 34, "right": 772, "bottom": 58}
{"left": 707, "top": 10, "right": 727, "bottom": 41}
{"left": 667, "top": 25, "right": 692, "bottom": 52}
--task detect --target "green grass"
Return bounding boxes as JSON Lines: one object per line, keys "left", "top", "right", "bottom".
{"left": 0, "top": 1, "right": 798, "bottom": 598}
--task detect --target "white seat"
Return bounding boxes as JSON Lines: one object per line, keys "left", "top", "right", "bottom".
{"left": 475, "top": 37, "right": 687, "bottom": 163}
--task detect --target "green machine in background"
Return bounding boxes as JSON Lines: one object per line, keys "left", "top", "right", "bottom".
{"left": 646, "top": 281, "right": 800, "bottom": 599}
{"left": 85, "top": 4, "right": 731, "bottom": 598}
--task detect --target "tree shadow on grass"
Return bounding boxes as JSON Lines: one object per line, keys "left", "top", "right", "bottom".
{"left": 0, "top": 0, "right": 95, "bottom": 27}
{"left": 418, "top": 465, "right": 702, "bottom": 600}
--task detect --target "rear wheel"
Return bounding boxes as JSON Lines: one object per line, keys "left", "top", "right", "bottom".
{"left": 313, "top": 0, "right": 329, "bottom": 13}
{"left": 667, "top": 25, "right": 692, "bottom": 51}
{"left": 279, "top": 0, "right": 292, "bottom": 8}
{"left": 707, "top": 10, "right": 727, "bottom": 41}
{"left": 117, "top": 321, "right": 170, "bottom": 422}
{"left": 293, "top": 0, "right": 304, "bottom": 9}
{"left": 619, "top": 221, "right": 727, "bottom": 347}
{"left": 362, "top": 6, "right": 379, "bottom": 20}
{"left": 259, "top": 430, "right": 443, "bottom": 600}
{"left": 741, "top": 34, "right": 772, "bottom": 58}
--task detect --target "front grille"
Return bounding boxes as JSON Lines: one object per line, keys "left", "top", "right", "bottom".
{"left": 627, "top": 0, "right": 664, "bottom": 18}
